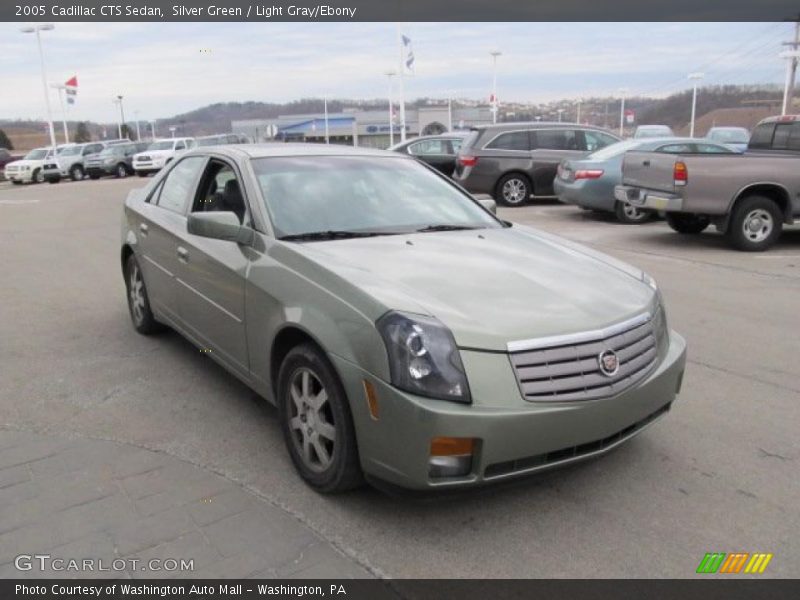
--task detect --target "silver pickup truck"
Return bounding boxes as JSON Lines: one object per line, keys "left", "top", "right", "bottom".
{"left": 615, "top": 115, "right": 800, "bottom": 251}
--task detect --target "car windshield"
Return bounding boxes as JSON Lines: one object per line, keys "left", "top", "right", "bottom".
{"left": 588, "top": 139, "right": 643, "bottom": 160}
{"left": 148, "top": 141, "right": 175, "bottom": 151}
{"left": 708, "top": 129, "right": 749, "bottom": 143}
{"left": 24, "top": 149, "right": 48, "bottom": 160}
{"left": 59, "top": 147, "right": 82, "bottom": 156}
{"left": 252, "top": 156, "right": 501, "bottom": 239}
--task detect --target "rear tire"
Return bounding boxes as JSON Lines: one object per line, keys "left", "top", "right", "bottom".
{"left": 614, "top": 201, "right": 651, "bottom": 224}
{"left": 115, "top": 163, "right": 128, "bottom": 178}
{"left": 726, "top": 195, "right": 782, "bottom": 252}
{"left": 124, "top": 254, "right": 164, "bottom": 335}
{"left": 666, "top": 212, "right": 710, "bottom": 234}
{"left": 70, "top": 165, "right": 84, "bottom": 181}
{"left": 278, "top": 343, "right": 363, "bottom": 493}
{"left": 495, "top": 173, "right": 531, "bottom": 207}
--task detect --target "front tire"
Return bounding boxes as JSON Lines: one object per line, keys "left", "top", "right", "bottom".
{"left": 614, "top": 201, "right": 651, "bottom": 224}
{"left": 70, "top": 165, "right": 84, "bottom": 181}
{"left": 727, "top": 195, "right": 782, "bottom": 252}
{"left": 278, "top": 343, "right": 363, "bottom": 493}
{"left": 115, "top": 163, "right": 128, "bottom": 178}
{"left": 124, "top": 254, "right": 164, "bottom": 335}
{"left": 666, "top": 212, "right": 710, "bottom": 234}
{"left": 32, "top": 169, "right": 44, "bottom": 184}
{"left": 495, "top": 173, "right": 531, "bottom": 207}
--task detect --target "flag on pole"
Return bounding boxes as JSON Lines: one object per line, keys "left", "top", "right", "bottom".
{"left": 65, "top": 75, "right": 78, "bottom": 105}
{"left": 401, "top": 34, "right": 414, "bottom": 75}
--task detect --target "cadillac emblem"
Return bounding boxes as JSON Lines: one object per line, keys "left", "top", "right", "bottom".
{"left": 598, "top": 349, "right": 619, "bottom": 377}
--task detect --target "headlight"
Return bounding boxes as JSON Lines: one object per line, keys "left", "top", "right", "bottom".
{"left": 376, "top": 311, "right": 471, "bottom": 403}
{"left": 641, "top": 271, "right": 658, "bottom": 291}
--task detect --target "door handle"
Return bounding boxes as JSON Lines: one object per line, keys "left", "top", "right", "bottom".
{"left": 642, "top": 160, "right": 651, "bottom": 166}
{"left": 177, "top": 246, "right": 189, "bottom": 263}
{"left": 139, "top": 223, "right": 149, "bottom": 236}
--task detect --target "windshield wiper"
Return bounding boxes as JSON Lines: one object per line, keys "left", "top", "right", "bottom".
{"left": 278, "top": 230, "right": 391, "bottom": 242}
{"left": 416, "top": 224, "right": 480, "bottom": 233}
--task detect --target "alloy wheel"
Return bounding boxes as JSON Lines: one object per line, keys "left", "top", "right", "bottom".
{"left": 502, "top": 178, "right": 527, "bottom": 205}
{"left": 623, "top": 203, "right": 647, "bottom": 221}
{"left": 287, "top": 368, "right": 336, "bottom": 473}
{"left": 742, "top": 209, "right": 773, "bottom": 243}
{"left": 129, "top": 262, "right": 145, "bottom": 325}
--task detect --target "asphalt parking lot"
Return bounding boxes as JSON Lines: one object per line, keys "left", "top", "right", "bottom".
{"left": 1, "top": 177, "right": 798, "bottom": 578}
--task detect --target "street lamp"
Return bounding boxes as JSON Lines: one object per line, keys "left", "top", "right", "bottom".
{"left": 618, "top": 88, "right": 629, "bottom": 137}
{"left": 112, "top": 96, "right": 125, "bottom": 138}
{"left": 133, "top": 110, "right": 141, "bottom": 141}
{"left": 557, "top": 108, "right": 565, "bottom": 123}
{"left": 490, "top": 50, "right": 502, "bottom": 124}
{"left": 385, "top": 70, "right": 396, "bottom": 147}
{"left": 20, "top": 23, "right": 57, "bottom": 151}
{"left": 688, "top": 72, "right": 704, "bottom": 137}
{"left": 780, "top": 50, "right": 800, "bottom": 115}
{"left": 575, "top": 99, "right": 582, "bottom": 124}
{"left": 150, "top": 120, "right": 157, "bottom": 140}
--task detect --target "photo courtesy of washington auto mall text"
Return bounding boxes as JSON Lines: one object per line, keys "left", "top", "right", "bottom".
{"left": 1, "top": 0, "right": 799, "bottom": 599}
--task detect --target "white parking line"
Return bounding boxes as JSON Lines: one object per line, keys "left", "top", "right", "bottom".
{"left": 0, "top": 198, "right": 40, "bottom": 205}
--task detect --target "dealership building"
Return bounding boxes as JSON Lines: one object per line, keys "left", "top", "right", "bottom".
{"left": 231, "top": 106, "right": 494, "bottom": 148}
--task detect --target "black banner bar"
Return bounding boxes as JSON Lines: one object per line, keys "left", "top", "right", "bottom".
{"left": 3, "top": 0, "right": 800, "bottom": 22}
{"left": 4, "top": 580, "right": 800, "bottom": 600}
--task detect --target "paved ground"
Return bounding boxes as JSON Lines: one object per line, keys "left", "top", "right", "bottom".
{"left": 0, "top": 177, "right": 798, "bottom": 579}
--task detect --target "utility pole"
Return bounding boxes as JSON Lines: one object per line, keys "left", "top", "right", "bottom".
{"left": 688, "top": 72, "right": 704, "bottom": 137}
{"left": 781, "top": 18, "right": 800, "bottom": 115}
{"left": 490, "top": 50, "right": 502, "bottom": 124}
{"left": 385, "top": 71, "right": 395, "bottom": 147}
{"left": 576, "top": 99, "right": 582, "bottom": 124}
{"left": 618, "top": 88, "right": 628, "bottom": 137}
{"left": 21, "top": 24, "right": 57, "bottom": 151}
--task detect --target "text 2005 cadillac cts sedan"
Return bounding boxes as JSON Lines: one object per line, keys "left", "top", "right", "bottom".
{"left": 121, "top": 144, "right": 687, "bottom": 493}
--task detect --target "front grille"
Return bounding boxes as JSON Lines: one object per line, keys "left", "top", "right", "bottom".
{"left": 136, "top": 155, "right": 151, "bottom": 161}
{"left": 510, "top": 312, "right": 659, "bottom": 402}
{"left": 484, "top": 402, "right": 671, "bottom": 479}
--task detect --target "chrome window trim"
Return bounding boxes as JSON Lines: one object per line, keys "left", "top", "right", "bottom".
{"left": 507, "top": 311, "right": 653, "bottom": 353}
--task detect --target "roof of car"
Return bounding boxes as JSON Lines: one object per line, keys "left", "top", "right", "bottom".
{"left": 206, "top": 143, "right": 403, "bottom": 160}
{"left": 472, "top": 121, "right": 614, "bottom": 133}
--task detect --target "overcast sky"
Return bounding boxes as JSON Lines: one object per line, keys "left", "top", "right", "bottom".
{"left": 0, "top": 22, "right": 790, "bottom": 123}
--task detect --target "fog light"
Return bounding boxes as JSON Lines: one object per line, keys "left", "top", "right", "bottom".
{"left": 428, "top": 437, "right": 475, "bottom": 479}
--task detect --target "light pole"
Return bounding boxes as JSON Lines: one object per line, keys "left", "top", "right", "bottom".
{"left": 688, "top": 72, "right": 704, "bottom": 137}
{"left": 134, "top": 110, "right": 141, "bottom": 141}
{"left": 490, "top": 50, "right": 502, "bottom": 124}
{"left": 169, "top": 126, "right": 176, "bottom": 139}
{"left": 50, "top": 83, "right": 69, "bottom": 144}
{"left": 557, "top": 108, "right": 565, "bottom": 123}
{"left": 576, "top": 99, "right": 582, "bottom": 124}
{"left": 112, "top": 97, "right": 123, "bottom": 138}
{"left": 780, "top": 50, "right": 800, "bottom": 115}
{"left": 447, "top": 94, "right": 453, "bottom": 132}
{"left": 323, "top": 96, "right": 329, "bottom": 144}
{"left": 618, "top": 88, "right": 629, "bottom": 137}
{"left": 385, "top": 70, "right": 395, "bottom": 147}
{"left": 150, "top": 120, "right": 157, "bottom": 140}
{"left": 20, "top": 24, "right": 57, "bottom": 151}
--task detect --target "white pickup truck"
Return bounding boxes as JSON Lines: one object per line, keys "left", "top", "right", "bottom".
{"left": 132, "top": 138, "right": 194, "bottom": 176}
{"left": 615, "top": 115, "right": 800, "bottom": 251}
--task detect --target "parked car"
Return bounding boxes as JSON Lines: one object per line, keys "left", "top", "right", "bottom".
{"left": 705, "top": 126, "right": 750, "bottom": 153}
{"left": 390, "top": 132, "right": 470, "bottom": 176}
{"left": 453, "top": 122, "right": 621, "bottom": 206}
{"left": 555, "top": 138, "right": 735, "bottom": 223}
{"left": 132, "top": 137, "right": 195, "bottom": 177}
{"left": 633, "top": 125, "right": 675, "bottom": 139}
{"left": 195, "top": 133, "right": 249, "bottom": 147}
{"left": 41, "top": 142, "right": 106, "bottom": 182}
{"left": 3, "top": 147, "right": 57, "bottom": 184}
{"left": 615, "top": 114, "right": 800, "bottom": 251}
{"left": 121, "top": 143, "right": 686, "bottom": 492}
{"left": 85, "top": 142, "right": 140, "bottom": 179}
{"left": 0, "top": 148, "right": 23, "bottom": 178}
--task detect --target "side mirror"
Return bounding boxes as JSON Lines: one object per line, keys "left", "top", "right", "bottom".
{"left": 474, "top": 194, "right": 497, "bottom": 215}
{"left": 188, "top": 212, "right": 253, "bottom": 245}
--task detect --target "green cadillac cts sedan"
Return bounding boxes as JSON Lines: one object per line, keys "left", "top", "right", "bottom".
{"left": 121, "top": 144, "right": 687, "bottom": 493}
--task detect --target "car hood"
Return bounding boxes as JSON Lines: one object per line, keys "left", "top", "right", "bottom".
{"left": 287, "top": 225, "right": 656, "bottom": 351}
{"left": 136, "top": 150, "right": 173, "bottom": 159}
{"left": 6, "top": 159, "right": 44, "bottom": 168}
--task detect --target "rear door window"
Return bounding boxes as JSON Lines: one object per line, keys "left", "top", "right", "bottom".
{"left": 485, "top": 131, "right": 530, "bottom": 151}
{"left": 656, "top": 143, "right": 693, "bottom": 154}
{"left": 694, "top": 143, "right": 733, "bottom": 154}
{"left": 408, "top": 139, "right": 450, "bottom": 156}
{"left": 532, "top": 129, "right": 579, "bottom": 151}
{"left": 748, "top": 122, "right": 776, "bottom": 149}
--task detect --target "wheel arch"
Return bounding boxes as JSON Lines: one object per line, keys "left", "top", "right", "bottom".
{"left": 730, "top": 183, "right": 793, "bottom": 225}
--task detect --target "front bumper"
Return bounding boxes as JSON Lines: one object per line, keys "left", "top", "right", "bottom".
{"left": 4, "top": 170, "right": 32, "bottom": 182}
{"left": 332, "top": 331, "right": 687, "bottom": 490}
{"left": 133, "top": 161, "right": 165, "bottom": 172}
{"left": 615, "top": 185, "right": 683, "bottom": 212}
{"left": 554, "top": 179, "right": 614, "bottom": 211}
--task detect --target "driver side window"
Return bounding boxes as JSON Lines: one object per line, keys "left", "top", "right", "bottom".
{"left": 192, "top": 160, "right": 248, "bottom": 225}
